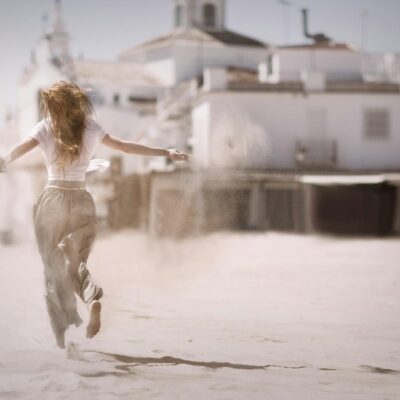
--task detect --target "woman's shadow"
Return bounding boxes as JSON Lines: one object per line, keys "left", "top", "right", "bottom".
{"left": 65, "top": 341, "right": 298, "bottom": 378}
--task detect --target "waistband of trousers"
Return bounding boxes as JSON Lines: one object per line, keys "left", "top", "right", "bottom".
{"left": 46, "top": 179, "right": 86, "bottom": 190}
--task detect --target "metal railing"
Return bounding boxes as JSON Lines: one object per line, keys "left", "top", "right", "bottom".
{"left": 295, "top": 139, "right": 337, "bottom": 169}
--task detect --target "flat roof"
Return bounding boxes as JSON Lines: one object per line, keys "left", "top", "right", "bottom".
{"left": 227, "top": 81, "right": 400, "bottom": 94}
{"left": 278, "top": 42, "right": 356, "bottom": 51}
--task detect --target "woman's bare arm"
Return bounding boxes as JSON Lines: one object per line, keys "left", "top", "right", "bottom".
{"left": 0, "top": 137, "right": 39, "bottom": 171}
{"left": 101, "top": 133, "right": 189, "bottom": 161}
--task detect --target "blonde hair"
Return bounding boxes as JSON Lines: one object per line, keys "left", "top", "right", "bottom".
{"left": 40, "top": 81, "right": 93, "bottom": 169}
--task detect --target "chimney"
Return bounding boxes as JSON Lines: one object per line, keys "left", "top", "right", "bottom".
{"left": 301, "top": 8, "right": 332, "bottom": 44}
{"left": 301, "top": 9, "right": 312, "bottom": 40}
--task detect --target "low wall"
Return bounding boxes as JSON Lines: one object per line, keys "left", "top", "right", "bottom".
{"left": 96, "top": 169, "right": 399, "bottom": 237}
{"left": 145, "top": 170, "right": 399, "bottom": 238}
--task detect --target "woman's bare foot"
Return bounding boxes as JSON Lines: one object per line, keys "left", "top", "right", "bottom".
{"left": 86, "top": 300, "right": 101, "bottom": 339}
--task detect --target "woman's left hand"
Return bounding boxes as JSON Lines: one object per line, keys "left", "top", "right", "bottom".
{"left": 167, "top": 149, "right": 190, "bottom": 162}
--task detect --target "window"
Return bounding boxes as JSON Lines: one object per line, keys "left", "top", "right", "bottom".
{"left": 113, "top": 94, "right": 120, "bottom": 106}
{"left": 203, "top": 4, "right": 216, "bottom": 27}
{"left": 175, "top": 5, "right": 184, "bottom": 27}
{"left": 128, "top": 95, "right": 156, "bottom": 116}
{"left": 128, "top": 96, "right": 155, "bottom": 104}
{"left": 364, "top": 108, "right": 390, "bottom": 139}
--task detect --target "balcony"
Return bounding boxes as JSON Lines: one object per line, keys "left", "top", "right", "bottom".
{"left": 295, "top": 139, "right": 337, "bottom": 170}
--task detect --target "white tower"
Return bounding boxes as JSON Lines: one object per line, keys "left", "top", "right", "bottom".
{"left": 18, "top": 0, "right": 72, "bottom": 138}
{"left": 46, "top": 0, "right": 70, "bottom": 66}
{"left": 173, "top": 0, "right": 226, "bottom": 31}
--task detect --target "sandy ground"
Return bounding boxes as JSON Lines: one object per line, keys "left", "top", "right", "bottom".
{"left": 0, "top": 230, "right": 399, "bottom": 400}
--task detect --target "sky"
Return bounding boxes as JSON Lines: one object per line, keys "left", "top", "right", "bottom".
{"left": 0, "top": 0, "right": 399, "bottom": 122}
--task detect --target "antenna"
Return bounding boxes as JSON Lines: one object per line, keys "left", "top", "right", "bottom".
{"left": 361, "top": 9, "right": 369, "bottom": 51}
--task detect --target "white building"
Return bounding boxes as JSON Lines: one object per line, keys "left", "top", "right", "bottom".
{"left": 7, "top": 0, "right": 400, "bottom": 173}
{"left": 186, "top": 9, "right": 400, "bottom": 171}
{"left": 191, "top": 76, "right": 400, "bottom": 170}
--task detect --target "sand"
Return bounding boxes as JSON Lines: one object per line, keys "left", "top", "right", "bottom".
{"left": 0, "top": 230, "right": 399, "bottom": 399}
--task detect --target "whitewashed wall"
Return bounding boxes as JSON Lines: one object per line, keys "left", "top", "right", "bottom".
{"left": 122, "top": 42, "right": 267, "bottom": 85}
{"left": 18, "top": 64, "right": 66, "bottom": 140}
{"left": 192, "top": 91, "right": 400, "bottom": 170}
{"left": 174, "top": 44, "right": 266, "bottom": 83}
{"left": 271, "top": 49, "right": 363, "bottom": 82}
{"left": 146, "top": 58, "right": 177, "bottom": 85}
{"left": 192, "top": 101, "right": 211, "bottom": 166}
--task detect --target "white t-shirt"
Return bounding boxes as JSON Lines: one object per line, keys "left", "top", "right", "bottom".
{"left": 29, "top": 117, "right": 107, "bottom": 181}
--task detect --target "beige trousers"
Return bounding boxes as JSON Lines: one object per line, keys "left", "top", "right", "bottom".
{"left": 32, "top": 179, "right": 103, "bottom": 344}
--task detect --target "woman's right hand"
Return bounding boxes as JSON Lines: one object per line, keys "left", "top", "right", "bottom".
{"left": 167, "top": 149, "right": 189, "bottom": 162}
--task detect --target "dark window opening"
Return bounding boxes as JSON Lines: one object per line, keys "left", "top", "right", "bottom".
{"left": 203, "top": 4, "right": 216, "bottom": 27}
{"left": 128, "top": 95, "right": 156, "bottom": 116}
{"left": 128, "top": 96, "right": 156, "bottom": 104}
{"left": 175, "top": 5, "right": 184, "bottom": 27}
{"left": 113, "top": 94, "right": 120, "bottom": 106}
{"left": 266, "top": 54, "right": 274, "bottom": 75}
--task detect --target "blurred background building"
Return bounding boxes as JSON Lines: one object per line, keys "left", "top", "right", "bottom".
{"left": 1, "top": 0, "right": 400, "bottom": 242}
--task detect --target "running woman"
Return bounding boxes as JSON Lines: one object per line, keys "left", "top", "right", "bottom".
{"left": 0, "top": 81, "right": 189, "bottom": 348}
